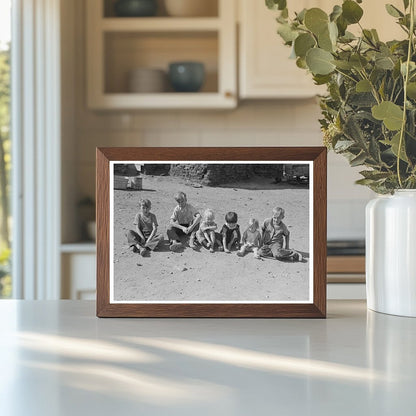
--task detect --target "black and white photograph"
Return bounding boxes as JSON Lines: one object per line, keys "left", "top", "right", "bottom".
{"left": 110, "top": 161, "right": 313, "bottom": 304}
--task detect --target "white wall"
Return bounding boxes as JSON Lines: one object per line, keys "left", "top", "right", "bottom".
{"left": 61, "top": 0, "right": 374, "bottom": 243}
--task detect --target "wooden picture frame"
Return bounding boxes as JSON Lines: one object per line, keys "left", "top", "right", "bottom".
{"left": 96, "top": 147, "right": 327, "bottom": 318}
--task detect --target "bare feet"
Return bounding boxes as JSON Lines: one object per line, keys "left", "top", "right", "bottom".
{"left": 169, "top": 241, "right": 182, "bottom": 252}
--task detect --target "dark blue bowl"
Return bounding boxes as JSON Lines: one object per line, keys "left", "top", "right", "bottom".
{"left": 114, "top": 0, "right": 157, "bottom": 17}
{"left": 168, "top": 62, "right": 205, "bottom": 92}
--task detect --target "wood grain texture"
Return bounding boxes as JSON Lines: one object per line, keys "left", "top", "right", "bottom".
{"left": 96, "top": 148, "right": 110, "bottom": 317}
{"left": 96, "top": 147, "right": 327, "bottom": 318}
{"left": 327, "top": 256, "right": 365, "bottom": 274}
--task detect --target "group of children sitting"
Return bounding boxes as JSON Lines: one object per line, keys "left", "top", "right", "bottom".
{"left": 126, "top": 191, "right": 303, "bottom": 262}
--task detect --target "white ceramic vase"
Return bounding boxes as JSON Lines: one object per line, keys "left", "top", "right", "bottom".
{"left": 366, "top": 190, "right": 416, "bottom": 317}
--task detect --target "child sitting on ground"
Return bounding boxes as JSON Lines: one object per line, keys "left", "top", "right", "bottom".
{"left": 196, "top": 209, "right": 223, "bottom": 253}
{"left": 237, "top": 218, "right": 261, "bottom": 259}
{"left": 258, "top": 207, "right": 303, "bottom": 261}
{"left": 166, "top": 191, "right": 201, "bottom": 252}
{"left": 126, "top": 199, "right": 163, "bottom": 257}
{"left": 221, "top": 212, "right": 241, "bottom": 253}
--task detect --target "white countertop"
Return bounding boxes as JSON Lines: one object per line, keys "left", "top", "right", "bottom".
{"left": 0, "top": 300, "right": 415, "bottom": 415}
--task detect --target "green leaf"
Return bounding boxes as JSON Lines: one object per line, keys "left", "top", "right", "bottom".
{"left": 333, "top": 60, "right": 353, "bottom": 70}
{"left": 318, "top": 27, "right": 334, "bottom": 52}
{"left": 313, "top": 74, "right": 332, "bottom": 85}
{"left": 343, "top": 114, "right": 367, "bottom": 147}
{"left": 375, "top": 55, "right": 395, "bottom": 70}
{"left": 266, "top": 0, "right": 287, "bottom": 11}
{"left": 403, "top": 0, "right": 410, "bottom": 10}
{"left": 350, "top": 54, "right": 368, "bottom": 70}
{"left": 355, "top": 178, "right": 378, "bottom": 186}
{"left": 408, "top": 109, "right": 416, "bottom": 137}
{"left": 371, "top": 29, "right": 380, "bottom": 43}
{"left": 336, "top": 15, "right": 348, "bottom": 36}
{"left": 385, "top": 4, "right": 404, "bottom": 18}
{"left": 401, "top": 61, "right": 416, "bottom": 76}
{"left": 328, "top": 21, "right": 338, "bottom": 45}
{"left": 363, "top": 29, "right": 376, "bottom": 46}
{"left": 393, "top": 60, "right": 402, "bottom": 79}
{"left": 306, "top": 48, "right": 335, "bottom": 75}
{"left": 334, "top": 140, "right": 355, "bottom": 151}
{"left": 360, "top": 170, "right": 391, "bottom": 180}
{"left": 348, "top": 92, "right": 377, "bottom": 107}
{"left": 350, "top": 151, "right": 368, "bottom": 167}
{"left": 294, "top": 33, "right": 316, "bottom": 58}
{"left": 276, "top": 14, "right": 287, "bottom": 24}
{"left": 296, "top": 57, "right": 308, "bottom": 69}
{"left": 289, "top": 44, "right": 297, "bottom": 59}
{"left": 388, "top": 132, "right": 409, "bottom": 162}
{"left": 372, "top": 101, "right": 404, "bottom": 131}
{"left": 277, "top": 23, "right": 299, "bottom": 43}
{"left": 399, "top": 14, "right": 411, "bottom": 29}
{"left": 378, "top": 78, "right": 386, "bottom": 100}
{"left": 339, "top": 31, "right": 356, "bottom": 43}
{"left": 330, "top": 5, "right": 342, "bottom": 22}
{"left": 342, "top": 0, "right": 364, "bottom": 24}
{"left": 356, "top": 79, "right": 372, "bottom": 92}
{"left": 296, "top": 8, "right": 307, "bottom": 23}
{"left": 407, "top": 82, "right": 416, "bottom": 99}
{"left": 304, "top": 8, "right": 329, "bottom": 35}
{"left": 369, "top": 136, "right": 382, "bottom": 163}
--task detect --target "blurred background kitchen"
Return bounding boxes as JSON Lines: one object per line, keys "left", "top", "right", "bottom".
{"left": 1, "top": 0, "right": 403, "bottom": 300}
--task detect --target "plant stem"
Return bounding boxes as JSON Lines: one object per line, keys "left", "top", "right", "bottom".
{"left": 334, "top": 68, "right": 358, "bottom": 84}
{"left": 358, "top": 69, "right": 381, "bottom": 104}
{"left": 397, "top": 0, "right": 415, "bottom": 188}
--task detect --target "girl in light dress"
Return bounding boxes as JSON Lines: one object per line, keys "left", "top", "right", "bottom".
{"left": 237, "top": 218, "right": 262, "bottom": 259}
{"left": 195, "top": 208, "right": 223, "bottom": 253}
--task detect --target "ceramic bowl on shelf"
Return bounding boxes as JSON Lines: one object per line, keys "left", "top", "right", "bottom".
{"left": 128, "top": 68, "right": 167, "bottom": 93}
{"left": 164, "top": 0, "right": 218, "bottom": 17}
{"left": 168, "top": 61, "right": 205, "bottom": 92}
{"left": 114, "top": 0, "right": 158, "bottom": 17}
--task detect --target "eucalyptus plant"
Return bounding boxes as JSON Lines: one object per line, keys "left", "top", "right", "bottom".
{"left": 266, "top": 0, "right": 416, "bottom": 193}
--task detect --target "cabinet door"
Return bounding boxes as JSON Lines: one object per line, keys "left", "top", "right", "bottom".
{"left": 62, "top": 253, "right": 96, "bottom": 300}
{"left": 239, "top": 0, "right": 404, "bottom": 99}
{"left": 239, "top": 0, "right": 326, "bottom": 99}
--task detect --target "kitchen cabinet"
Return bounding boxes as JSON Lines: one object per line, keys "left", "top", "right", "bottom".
{"left": 239, "top": 0, "right": 325, "bottom": 99}
{"left": 238, "top": 0, "right": 404, "bottom": 99}
{"left": 61, "top": 245, "right": 96, "bottom": 300}
{"left": 327, "top": 255, "right": 366, "bottom": 299}
{"left": 86, "top": 0, "right": 237, "bottom": 109}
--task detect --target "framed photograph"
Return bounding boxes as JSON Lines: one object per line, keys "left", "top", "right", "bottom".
{"left": 96, "top": 147, "right": 327, "bottom": 318}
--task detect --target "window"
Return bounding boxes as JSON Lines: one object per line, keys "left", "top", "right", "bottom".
{"left": 0, "top": 0, "right": 11, "bottom": 298}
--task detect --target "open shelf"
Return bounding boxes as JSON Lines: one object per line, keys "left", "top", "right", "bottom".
{"left": 101, "top": 17, "right": 221, "bottom": 31}
{"left": 86, "top": 0, "right": 236, "bottom": 109}
{"left": 103, "top": 0, "right": 219, "bottom": 18}
{"left": 104, "top": 31, "right": 218, "bottom": 94}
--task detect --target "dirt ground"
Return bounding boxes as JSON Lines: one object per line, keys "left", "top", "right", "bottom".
{"left": 112, "top": 174, "right": 310, "bottom": 302}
